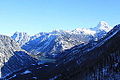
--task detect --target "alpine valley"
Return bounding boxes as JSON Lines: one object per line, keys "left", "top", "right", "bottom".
{"left": 0, "top": 21, "right": 120, "bottom": 80}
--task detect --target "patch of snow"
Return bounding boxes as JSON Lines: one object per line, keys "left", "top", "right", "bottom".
{"left": 37, "top": 61, "right": 43, "bottom": 65}
{"left": 71, "top": 28, "right": 96, "bottom": 35}
{"left": 8, "top": 74, "right": 16, "bottom": 79}
{"left": 44, "top": 65, "right": 48, "bottom": 66}
{"left": 49, "top": 74, "right": 61, "bottom": 80}
{"left": 31, "top": 64, "right": 36, "bottom": 65}
{"left": 32, "top": 77, "right": 37, "bottom": 79}
{"left": 21, "top": 70, "right": 31, "bottom": 75}
{"left": 49, "top": 76, "right": 58, "bottom": 80}
{"left": 114, "top": 63, "right": 118, "bottom": 67}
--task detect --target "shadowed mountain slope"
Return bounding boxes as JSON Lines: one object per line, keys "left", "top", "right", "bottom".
{"left": 0, "top": 35, "right": 37, "bottom": 77}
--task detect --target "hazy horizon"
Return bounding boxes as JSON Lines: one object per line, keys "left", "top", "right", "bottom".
{"left": 0, "top": 0, "right": 120, "bottom": 35}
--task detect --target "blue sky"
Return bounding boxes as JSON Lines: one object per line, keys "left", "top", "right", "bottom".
{"left": 0, "top": 0, "right": 120, "bottom": 35}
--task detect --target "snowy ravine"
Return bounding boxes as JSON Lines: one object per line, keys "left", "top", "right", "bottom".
{"left": 12, "top": 21, "right": 112, "bottom": 58}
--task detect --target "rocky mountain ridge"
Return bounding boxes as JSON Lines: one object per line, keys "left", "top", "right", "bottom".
{"left": 12, "top": 21, "right": 112, "bottom": 58}
{"left": 0, "top": 35, "right": 37, "bottom": 77}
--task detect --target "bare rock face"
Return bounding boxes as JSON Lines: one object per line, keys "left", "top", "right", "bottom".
{"left": 0, "top": 35, "right": 20, "bottom": 67}
{"left": 0, "top": 35, "right": 36, "bottom": 77}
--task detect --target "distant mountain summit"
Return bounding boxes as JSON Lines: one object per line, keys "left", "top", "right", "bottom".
{"left": 11, "top": 32, "right": 30, "bottom": 46}
{"left": 71, "top": 28, "right": 96, "bottom": 35}
{"left": 92, "top": 21, "right": 112, "bottom": 32}
{"left": 11, "top": 21, "right": 112, "bottom": 58}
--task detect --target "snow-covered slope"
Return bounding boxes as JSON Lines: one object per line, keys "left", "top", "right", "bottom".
{"left": 12, "top": 21, "right": 112, "bottom": 58}
{"left": 11, "top": 32, "right": 30, "bottom": 46}
{"left": 91, "top": 21, "right": 112, "bottom": 32}
{"left": 22, "top": 30, "right": 95, "bottom": 58}
{"left": 0, "top": 34, "right": 36, "bottom": 77}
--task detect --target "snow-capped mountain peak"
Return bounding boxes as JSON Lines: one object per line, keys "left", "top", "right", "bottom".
{"left": 11, "top": 32, "right": 30, "bottom": 46}
{"left": 71, "top": 28, "right": 96, "bottom": 35}
{"left": 93, "top": 21, "right": 112, "bottom": 32}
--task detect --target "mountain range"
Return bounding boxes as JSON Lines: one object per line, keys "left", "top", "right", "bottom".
{"left": 1, "top": 21, "right": 120, "bottom": 80}
{"left": 11, "top": 21, "right": 112, "bottom": 58}
{"left": 2, "top": 23, "right": 120, "bottom": 80}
